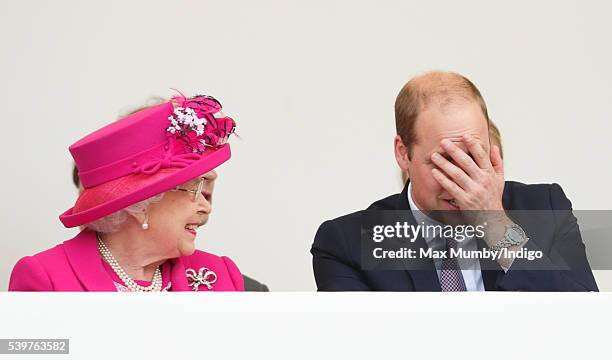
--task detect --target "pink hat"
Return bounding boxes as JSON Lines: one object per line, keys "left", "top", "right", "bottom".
{"left": 60, "top": 93, "right": 237, "bottom": 228}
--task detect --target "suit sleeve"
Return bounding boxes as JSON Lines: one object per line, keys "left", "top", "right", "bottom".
{"left": 221, "top": 256, "right": 245, "bottom": 291}
{"left": 311, "top": 220, "right": 370, "bottom": 291}
{"left": 497, "top": 183, "right": 599, "bottom": 291}
{"left": 242, "top": 276, "right": 270, "bottom": 292}
{"left": 8, "top": 256, "right": 54, "bottom": 291}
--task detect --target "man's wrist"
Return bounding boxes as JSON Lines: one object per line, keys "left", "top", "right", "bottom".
{"left": 492, "top": 223, "right": 529, "bottom": 250}
{"left": 482, "top": 212, "right": 514, "bottom": 248}
{"left": 489, "top": 221, "right": 529, "bottom": 270}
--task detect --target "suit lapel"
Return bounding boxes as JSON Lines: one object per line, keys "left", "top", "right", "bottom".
{"left": 477, "top": 237, "right": 503, "bottom": 290}
{"left": 170, "top": 257, "right": 192, "bottom": 291}
{"left": 63, "top": 230, "right": 117, "bottom": 291}
{"left": 398, "top": 181, "right": 441, "bottom": 291}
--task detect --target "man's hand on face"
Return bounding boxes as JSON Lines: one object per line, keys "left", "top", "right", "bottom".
{"left": 430, "top": 134, "right": 505, "bottom": 212}
{"left": 430, "top": 134, "right": 525, "bottom": 268}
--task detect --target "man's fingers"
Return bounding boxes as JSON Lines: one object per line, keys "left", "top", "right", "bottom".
{"left": 431, "top": 168, "right": 466, "bottom": 201}
{"left": 431, "top": 152, "right": 472, "bottom": 190}
{"left": 440, "top": 139, "right": 481, "bottom": 178}
{"left": 490, "top": 145, "right": 504, "bottom": 174}
{"left": 463, "top": 134, "right": 490, "bottom": 169}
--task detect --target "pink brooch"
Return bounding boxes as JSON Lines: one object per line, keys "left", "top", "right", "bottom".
{"left": 166, "top": 92, "right": 236, "bottom": 154}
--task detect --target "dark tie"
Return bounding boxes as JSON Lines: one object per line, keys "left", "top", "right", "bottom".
{"left": 439, "top": 238, "right": 467, "bottom": 292}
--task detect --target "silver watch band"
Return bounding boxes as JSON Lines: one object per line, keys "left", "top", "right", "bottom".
{"left": 491, "top": 223, "right": 528, "bottom": 251}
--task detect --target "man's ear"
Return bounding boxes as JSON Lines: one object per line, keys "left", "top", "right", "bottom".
{"left": 394, "top": 135, "right": 411, "bottom": 172}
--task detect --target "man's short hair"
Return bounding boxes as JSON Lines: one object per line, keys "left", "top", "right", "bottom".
{"left": 394, "top": 71, "right": 491, "bottom": 158}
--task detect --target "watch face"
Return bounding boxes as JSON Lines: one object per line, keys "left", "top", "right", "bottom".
{"left": 506, "top": 226, "right": 524, "bottom": 244}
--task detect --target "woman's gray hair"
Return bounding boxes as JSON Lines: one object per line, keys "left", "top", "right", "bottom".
{"left": 85, "top": 193, "right": 164, "bottom": 234}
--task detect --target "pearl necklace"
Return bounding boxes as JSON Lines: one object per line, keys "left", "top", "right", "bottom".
{"left": 97, "top": 234, "right": 163, "bottom": 292}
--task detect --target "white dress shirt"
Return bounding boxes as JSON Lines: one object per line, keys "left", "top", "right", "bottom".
{"left": 407, "top": 182, "right": 485, "bottom": 291}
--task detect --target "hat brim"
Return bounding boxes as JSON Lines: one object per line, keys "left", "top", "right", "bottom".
{"left": 59, "top": 144, "right": 231, "bottom": 228}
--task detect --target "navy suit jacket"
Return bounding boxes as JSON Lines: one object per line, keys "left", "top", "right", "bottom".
{"left": 311, "top": 181, "right": 598, "bottom": 291}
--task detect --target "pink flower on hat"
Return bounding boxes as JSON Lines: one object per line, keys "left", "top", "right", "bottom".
{"left": 166, "top": 93, "right": 236, "bottom": 154}
{"left": 181, "top": 95, "right": 222, "bottom": 118}
{"left": 203, "top": 116, "right": 236, "bottom": 146}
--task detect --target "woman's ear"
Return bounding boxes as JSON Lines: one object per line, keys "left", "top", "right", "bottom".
{"left": 126, "top": 209, "right": 148, "bottom": 230}
{"left": 126, "top": 209, "right": 146, "bottom": 223}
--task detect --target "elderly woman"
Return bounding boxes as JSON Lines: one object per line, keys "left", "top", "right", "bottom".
{"left": 9, "top": 93, "right": 244, "bottom": 291}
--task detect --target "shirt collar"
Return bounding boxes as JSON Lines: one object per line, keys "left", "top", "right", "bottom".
{"left": 406, "top": 182, "right": 474, "bottom": 248}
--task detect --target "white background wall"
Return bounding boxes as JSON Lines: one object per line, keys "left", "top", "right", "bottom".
{"left": 1, "top": 0, "right": 610, "bottom": 291}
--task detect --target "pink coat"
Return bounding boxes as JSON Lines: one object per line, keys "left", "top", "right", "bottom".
{"left": 8, "top": 230, "right": 244, "bottom": 292}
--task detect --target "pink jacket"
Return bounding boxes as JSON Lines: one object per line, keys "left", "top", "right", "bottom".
{"left": 9, "top": 230, "right": 244, "bottom": 292}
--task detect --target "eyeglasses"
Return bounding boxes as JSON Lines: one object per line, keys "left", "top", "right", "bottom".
{"left": 171, "top": 178, "right": 205, "bottom": 201}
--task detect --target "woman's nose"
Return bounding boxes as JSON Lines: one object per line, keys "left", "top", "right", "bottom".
{"left": 197, "top": 193, "right": 212, "bottom": 213}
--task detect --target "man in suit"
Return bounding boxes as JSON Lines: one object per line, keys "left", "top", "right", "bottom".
{"left": 311, "top": 71, "right": 597, "bottom": 291}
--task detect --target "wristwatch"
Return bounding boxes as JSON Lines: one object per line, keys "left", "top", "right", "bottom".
{"left": 491, "top": 223, "right": 529, "bottom": 251}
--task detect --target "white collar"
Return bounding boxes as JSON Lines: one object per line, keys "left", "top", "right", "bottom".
{"left": 407, "top": 182, "right": 443, "bottom": 228}
{"left": 406, "top": 181, "right": 474, "bottom": 248}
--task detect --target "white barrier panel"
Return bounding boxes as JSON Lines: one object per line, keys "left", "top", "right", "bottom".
{"left": 0, "top": 292, "right": 609, "bottom": 359}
